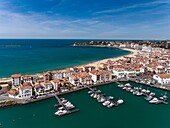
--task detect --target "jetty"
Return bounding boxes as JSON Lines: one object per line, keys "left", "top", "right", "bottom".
{"left": 54, "top": 93, "right": 79, "bottom": 116}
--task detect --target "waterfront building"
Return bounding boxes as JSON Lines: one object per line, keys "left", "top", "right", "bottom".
{"left": 153, "top": 74, "right": 170, "bottom": 85}
{"left": 51, "top": 79, "right": 60, "bottom": 91}
{"left": 43, "top": 72, "right": 52, "bottom": 82}
{"left": 11, "top": 74, "right": 22, "bottom": 87}
{"left": 53, "top": 72, "right": 63, "bottom": 80}
{"left": 41, "top": 81, "right": 54, "bottom": 92}
{"left": 69, "top": 75, "right": 80, "bottom": 86}
{"left": 33, "top": 84, "right": 44, "bottom": 96}
{"left": 77, "top": 72, "right": 93, "bottom": 85}
{"left": 22, "top": 74, "right": 33, "bottom": 83}
{"left": 19, "top": 82, "right": 32, "bottom": 98}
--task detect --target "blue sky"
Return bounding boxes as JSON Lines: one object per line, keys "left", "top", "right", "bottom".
{"left": 0, "top": 0, "right": 169, "bottom": 39}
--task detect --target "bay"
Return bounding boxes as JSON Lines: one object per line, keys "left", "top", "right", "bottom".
{"left": 0, "top": 39, "right": 129, "bottom": 78}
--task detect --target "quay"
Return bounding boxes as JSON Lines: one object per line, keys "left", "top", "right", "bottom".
{"left": 54, "top": 93, "right": 79, "bottom": 116}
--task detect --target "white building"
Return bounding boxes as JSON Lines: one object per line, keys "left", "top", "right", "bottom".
{"left": 19, "top": 82, "right": 32, "bottom": 98}
{"left": 153, "top": 74, "right": 170, "bottom": 85}
{"left": 11, "top": 74, "right": 22, "bottom": 87}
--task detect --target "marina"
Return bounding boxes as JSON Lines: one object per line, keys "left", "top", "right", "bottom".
{"left": 117, "top": 83, "right": 168, "bottom": 105}
{"left": 87, "top": 86, "right": 124, "bottom": 108}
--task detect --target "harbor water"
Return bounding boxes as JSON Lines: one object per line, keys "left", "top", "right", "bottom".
{"left": 0, "top": 82, "right": 169, "bottom": 128}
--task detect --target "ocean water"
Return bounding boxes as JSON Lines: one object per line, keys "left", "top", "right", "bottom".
{"left": 0, "top": 39, "right": 130, "bottom": 78}
{"left": 0, "top": 82, "right": 169, "bottom": 128}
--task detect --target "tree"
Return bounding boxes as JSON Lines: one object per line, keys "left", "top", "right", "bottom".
{"left": 7, "top": 82, "right": 12, "bottom": 91}
{"left": 0, "top": 86, "right": 2, "bottom": 90}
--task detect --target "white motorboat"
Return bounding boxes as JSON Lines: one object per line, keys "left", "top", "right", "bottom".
{"left": 146, "top": 89, "right": 150, "bottom": 93}
{"left": 149, "top": 92, "right": 156, "bottom": 96}
{"left": 130, "top": 89, "right": 134, "bottom": 93}
{"left": 149, "top": 98, "right": 159, "bottom": 104}
{"left": 88, "top": 91, "right": 93, "bottom": 94}
{"left": 133, "top": 91, "right": 138, "bottom": 95}
{"left": 107, "top": 102, "right": 115, "bottom": 108}
{"left": 103, "top": 100, "right": 111, "bottom": 106}
{"left": 122, "top": 87, "right": 127, "bottom": 90}
{"left": 93, "top": 93, "right": 98, "bottom": 98}
{"left": 125, "top": 83, "right": 131, "bottom": 87}
{"left": 136, "top": 92, "right": 143, "bottom": 96}
{"left": 90, "top": 93, "right": 94, "bottom": 97}
{"left": 141, "top": 89, "right": 146, "bottom": 93}
{"left": 100, "top": 97, "right": 106, "bottom": 102}
{"left": 118, "top": 84, "right": 124, "bottom": 88}
{"left": 116, "top": 99, "right": 124, "bottom": 105}
{"left": 55, "top": 110, "right": 68, "bottom": 116}
{"left": 145, "top": 95, "right": 153, "bottom": 101}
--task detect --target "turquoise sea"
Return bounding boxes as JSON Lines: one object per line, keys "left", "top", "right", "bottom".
{"left": 0, "top": 39, "right": 129, "bottom": 78}
{"left": 0, "top": 82, "right": 169, "bottom": 128}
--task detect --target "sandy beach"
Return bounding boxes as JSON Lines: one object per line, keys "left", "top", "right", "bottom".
{"left": 78, "top": 47, "right": 138, "bottom": 68}
{"left": 0, "top": 47, "right": 138, "bottom": 82}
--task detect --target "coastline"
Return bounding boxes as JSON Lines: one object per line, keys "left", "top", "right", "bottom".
{"left": 0, "top": 46, "right": 134, "bottom": 81}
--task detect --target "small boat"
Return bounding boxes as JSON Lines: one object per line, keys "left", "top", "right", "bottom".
{"left": 122, "top": 87, "right": 127, "bottom": 90}
{"left": 130, "top": 89, "right": 134, "bottom": 93}
{"left": 146, "top": 89, "right": 150, "bottom": 94}
{"left": 100, "top": 97, "right": 106, "bottom": 102}
{"left": 103, "top": 100, "right": 111, "bottom": 106}
{"left": 133, "top": 91, "right": 138, "bottom": 95}
{"left": 88, "top": 91, "right": 93, "bottom": 94}
{"left": 149, "top": 98, "right": 160, "bottom": 104}
{"left": 141, "top": 89, "right": 146, "bottom": 93}
{"left": 136, "top": 92, "right": 143, "bottom": 96}
{"left": 116, "top": 99, "right": 124, "bottom": 105}
{"left": 93, "top": 93, "right": 98, "bottom": 98}
{"left": 159, "top": 95, "right": 168, "bottom": 101}
{"left": 96, "top": 90, "right": 101, "bottom": 93}
{"left": 145, "top": 96, "right": 153, "bottom": 101}
{"left": 125, "top": 83, "right": 131, "bottom": 87}
{"left": 55, "top": 109, "right": 68, "bottom": 116}
{"left": 107, "top": 102, "right": 115, "bottom": 108}
{"left": 90, "top": 93, "right": 94, "bottom": 97}
{"left": 149, "top": 92, "right": 156, "bottom": 96}
{"left": 118, "top": 84, "right": 124, "bottom": 88}
{"left": 106, "top": 96, "right": 114, "bottom": 100}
